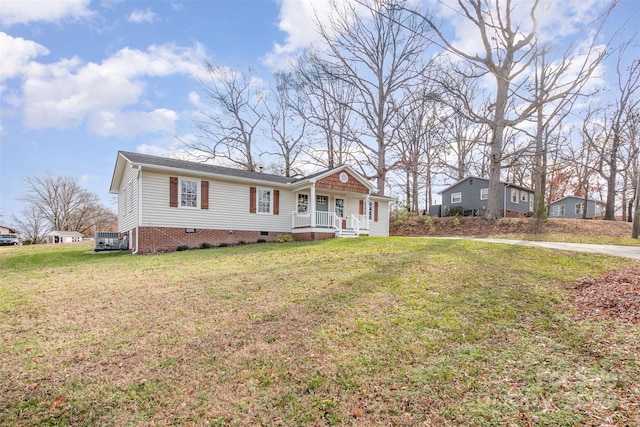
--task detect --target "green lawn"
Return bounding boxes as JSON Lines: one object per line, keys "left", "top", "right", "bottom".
{"left": 1, "top": 239, "right": 638, "bottom": 426}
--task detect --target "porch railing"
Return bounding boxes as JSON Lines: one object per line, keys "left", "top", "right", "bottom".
{"left": 291, "top": 212, "right": 369, "bottom": 231}
{"left": 292, "top": 211, "right": 311, "bottom": 228}
{"left": 347, "top": 214, "right": 360, "bottom": 234}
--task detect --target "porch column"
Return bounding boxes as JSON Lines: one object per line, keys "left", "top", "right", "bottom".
{"left": 310, "top": 183, "right": 316, "bottom": 227}
{"left": 365, "top": 194, "right": 370, "bottom": 227}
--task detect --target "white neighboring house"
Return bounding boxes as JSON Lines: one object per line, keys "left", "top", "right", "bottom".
{"left": 46, "top": 231, "right": 83, "bottom": 244}
{"left": 109, "top": 151, "right": 392, "bottom": 254}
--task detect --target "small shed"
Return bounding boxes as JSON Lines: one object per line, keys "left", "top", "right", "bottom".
{"left": 46, "top": 231, "right": 83, "bottom": 244}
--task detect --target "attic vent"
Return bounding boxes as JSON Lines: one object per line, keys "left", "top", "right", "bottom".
{"left": 469, "top": 178, "right": 473, "bottom": 185}
{"left": 94, "top": 231, "right": 124, "bottom": 251}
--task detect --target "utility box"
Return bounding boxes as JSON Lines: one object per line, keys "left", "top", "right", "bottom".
{"left": 94, "top": 232, "right": 123, "bottom": 251}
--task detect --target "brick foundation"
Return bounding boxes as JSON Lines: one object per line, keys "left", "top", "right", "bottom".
{"left": 292, "top": 231, "right": 336, "bottom": 242}
{"left": 135, "top": 226, "right": 290, "bottom": 254}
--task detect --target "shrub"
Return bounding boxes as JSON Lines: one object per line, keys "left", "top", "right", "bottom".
{"left": 421, "top": 215, "right": 436, "bottom": 233}
{"left": 199, "top": 242, "right": 213, "bottom": 249}
{"left": 275, "top": 234, "right": 293, "bottom": 243}
{"left": 237, "top": 240, "right": 247, "bottom": 246}
{"left": 176, "top": 245, "right": 189, "bottom": 251}
{"left": 218, "top": 242, "right": 229, "bottom": 248}
{"left": 452, "top": 216, "right": 462, "bottom": 229}
{"left": 257, "top": 239, "right": 267, "bottom": 243}
{"left": 444, "top": 206, "right": 464, "bottom": 217}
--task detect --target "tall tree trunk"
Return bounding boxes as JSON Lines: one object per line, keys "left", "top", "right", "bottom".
{"left": 605, "top": 127, "right": 620, "bottom": 220}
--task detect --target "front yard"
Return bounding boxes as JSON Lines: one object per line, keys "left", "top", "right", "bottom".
{"left": 1, "top": 239, "right": 638, "bottom": 425}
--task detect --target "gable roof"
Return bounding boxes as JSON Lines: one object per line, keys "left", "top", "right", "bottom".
{"left": 550, "top": 195, "right": 606, "bottom": 205}
{"left": 110, "top": 151, "right": 377, "bottom": 194}
{"left": 438, "top": 176, "right": 533, "bottom": 194}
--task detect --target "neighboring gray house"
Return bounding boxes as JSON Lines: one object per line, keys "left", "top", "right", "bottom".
{"left": 437, "top": 176, "right": 534, "bottom": 217}
{"left": 549, "top": 196, "right": 605, "bottom": 219}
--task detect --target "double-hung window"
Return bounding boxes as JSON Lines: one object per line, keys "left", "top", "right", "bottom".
{"left": 335, "top": 198, "right": 344, "bottom": 218}
{"left": 480, "top": 188, "right": 488, "bottom": 200}
{"left": 297, "top": 194, "right": 309, "bottom": 213}
{"left": 520, "top": 191, "right": 528, "bottom": 202}
{"left": 511, "top": 188, "right": 519, "bottom": 203}
{"left": 451, "top": 192, "right": 462, "bottom": 204}
{"left": 575, "top": 203, "right": 584, "bottom": 216}
{"left": 258, "top": 188, "right": 272, "bottom": 214}
{"left": 180, "top": 178, "right": 199, "bottom": 208}
{"left": 552, "top": 205, "right": 565, "bottom": 217}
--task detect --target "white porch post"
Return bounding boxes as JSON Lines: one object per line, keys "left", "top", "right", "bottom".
{"left": 310, "top": 183, "right": 316, "bottom": 227}
{"left": 365, "top": 194, "right": 370, "bottom": 225}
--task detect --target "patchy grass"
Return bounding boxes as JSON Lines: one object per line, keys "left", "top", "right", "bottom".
{"left": 1, "top": 239, "right": 638, "bottom": 426}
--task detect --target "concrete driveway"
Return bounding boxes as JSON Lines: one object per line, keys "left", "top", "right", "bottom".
{"left": 473, "top": 239, "right": 640, "bottom": 260}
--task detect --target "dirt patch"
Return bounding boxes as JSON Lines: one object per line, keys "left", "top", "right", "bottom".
{"left": 572, "top": 266, "right": 640, "bottom": 324}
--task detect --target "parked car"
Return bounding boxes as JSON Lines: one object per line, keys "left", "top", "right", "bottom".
{"left": 0, "top": 234, "right": 22, "bottom": 246}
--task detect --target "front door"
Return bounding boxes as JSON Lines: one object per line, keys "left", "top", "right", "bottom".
{"left": 316, "top": 195, "right": 329, "bottom": 227}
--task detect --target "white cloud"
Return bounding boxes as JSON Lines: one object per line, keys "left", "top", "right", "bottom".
{"left": 87, "top": 108, "right": 177, "bottom": 137}
{"left": 7, "top": 40, "right": 209, "bottom": 137}
{"left": 0, "top": 32, "right": 49, "bottom": 80}
{"left": 263, "top": 0, "right": 351, "bottom": 70}
{"left": 0, "top": 0, "right": 93, "bottom": 27}
{"left": 127, "top": 8, "right": 157, "bottom": 24}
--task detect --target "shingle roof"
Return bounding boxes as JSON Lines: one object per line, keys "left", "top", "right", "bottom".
{"left": 119, "top": 151, "right": 299, "bottom": 185}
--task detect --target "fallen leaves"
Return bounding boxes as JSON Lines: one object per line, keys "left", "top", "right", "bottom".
{"left": 572, "top": 265, "right": 640, "bottom": 324}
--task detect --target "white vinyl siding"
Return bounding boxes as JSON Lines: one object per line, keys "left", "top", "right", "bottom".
{"left": 118, "top": 163, "right": 139, "bottom": 232}
{"left": 140, "top": 171, "right": 291, "bottom": 231}
{"left": 451, "top": 192, "right": 462, "bottom": 203}
{"left": 368, "top": 199, "right": 390, "bottom": 236}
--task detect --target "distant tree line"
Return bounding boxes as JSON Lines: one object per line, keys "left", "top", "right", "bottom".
{"left": 12, "top": 173, "right": 117, "bottom": 243}
{"left": 183, "top": 1, "right": 637, "bottom": 232}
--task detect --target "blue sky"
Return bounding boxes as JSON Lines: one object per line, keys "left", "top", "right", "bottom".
{"left": 1, "top": 0, "right": 638, "bottom": 224}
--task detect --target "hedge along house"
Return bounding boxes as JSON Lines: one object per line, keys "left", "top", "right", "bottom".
{"left": 109, "top": 151, "right": 391, "bottom": 254}
{"left": 549, "top": 195, "right": 606, "bottom": 219}
{"left": 437, "top": 176, "right": 535, "bottom": 217}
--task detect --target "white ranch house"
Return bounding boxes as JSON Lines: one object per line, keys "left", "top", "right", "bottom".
{"left": 110, "top": 151, "right": 391, "bottom": 254}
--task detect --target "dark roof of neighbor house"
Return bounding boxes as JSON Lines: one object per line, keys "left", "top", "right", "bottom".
{"left": 550, "top": 195, "right": 606, "bottom": 205}
{"left": 438, "top": 176, "right": 533, "bottom": 194}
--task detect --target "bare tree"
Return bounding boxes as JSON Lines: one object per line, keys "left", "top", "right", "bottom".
{"left": 395, "top": 88, "right": 444, "bottom": 212}
{"left": 408, "top": 0, "right": 542, "bottom": 219}
{"left": 294, "top": 50, "right": 359, "bottom": 169}
{"left": 263, "top": 72, "right": 307, "bottom": 177}
{"left": 18, "top": 172, "right": 114, "bottom": 236}
{"left": 11, "top": 205, "right": 47, "bottom": 243}
{"left": 313, "top": 0, "right": 434, "bottom": 194}
{"left": 592, "top": 43, "right": 640, "bottom": 220}
{"left": 186, "top": 63, "right": 266, "bottom": 171}
{"left": 431, "top": 72, "right": 490, "bottom": 181}
{"left": 525, "top": 9, "right": 612, "bottom": 219}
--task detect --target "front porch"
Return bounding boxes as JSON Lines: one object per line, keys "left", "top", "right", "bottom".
{"left": 291, "top": 211, "right": 370, "bottom": 239}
